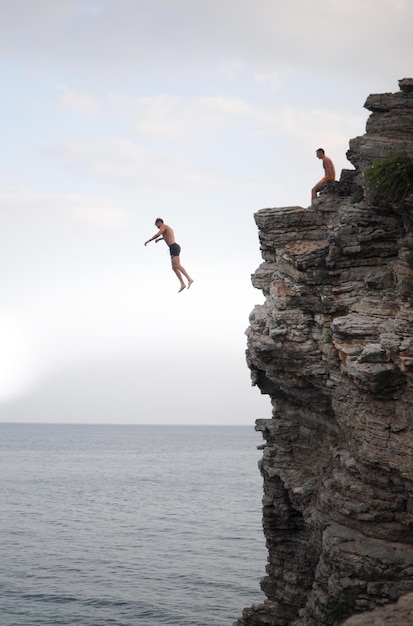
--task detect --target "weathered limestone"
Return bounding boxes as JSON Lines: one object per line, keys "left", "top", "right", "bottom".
{"left": 236, "top": 80, "right": 413, "bottom": 625}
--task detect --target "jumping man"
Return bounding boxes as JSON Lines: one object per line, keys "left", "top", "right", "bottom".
{"left": 144, "top": 218, "right": 193, "bottom": 293}
{"left": 311, "top": 148, "right": 336, "bottom": 202}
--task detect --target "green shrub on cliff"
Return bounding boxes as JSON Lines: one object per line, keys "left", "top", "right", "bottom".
{"left": 365, "top": 152, "right": 413, "bottom": 205}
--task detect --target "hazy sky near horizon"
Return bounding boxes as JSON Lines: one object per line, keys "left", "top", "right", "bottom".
{"left": 1, "top": 0, "right": 412, "bottom": 424}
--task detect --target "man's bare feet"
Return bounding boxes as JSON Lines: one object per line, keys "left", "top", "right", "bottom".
{"left": 188, "top": 279, "right": 193, "bottom": 289}
{"left": 178, "top": 285, "right": 186, "bottom": 293}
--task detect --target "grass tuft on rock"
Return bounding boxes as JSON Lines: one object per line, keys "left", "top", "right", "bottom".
{"left": 365, "top": 152, "right": 413, "bottom": 205}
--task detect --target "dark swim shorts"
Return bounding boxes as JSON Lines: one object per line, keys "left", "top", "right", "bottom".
{"left": 169, "top": 243, "right": 181, "bottom": 257}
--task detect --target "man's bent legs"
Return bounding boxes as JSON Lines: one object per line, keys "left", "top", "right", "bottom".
{"left": 171, "top": 256, "right": 193, "bottom": 291}
{"left": 312, "top": 176, "right": 334, "bottom": 202}
{"left": 312, "top": 180, "right": 323, "bottom": 201}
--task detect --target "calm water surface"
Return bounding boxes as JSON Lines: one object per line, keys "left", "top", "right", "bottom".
{"left": 0, "top": 424, "right": 266, "bottom": 625}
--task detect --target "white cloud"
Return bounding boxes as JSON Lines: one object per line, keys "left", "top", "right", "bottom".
{"left": 111, "top": 93, "right": 251, "bottom": 140}
{"left": 46, "top": 137, "right": 231, "bottom": 190}
{"left": 0, "top": 191, "right": 129, "bottom": 227}
{"left": 55, "top": 85, "right": 100, "bottom": 115}
{"left": 253, "top": 106, "right": 366, "bottom": 146}
{"left": 111, "top": 92, "right": 365, "bottom": 148}
{"left": 254, "top": 71, "right": 286, "bottom": 91}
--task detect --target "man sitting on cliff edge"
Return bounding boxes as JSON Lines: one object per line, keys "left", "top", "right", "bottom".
{"left": 311, "top": 148, "right": 336, "bottom": 203}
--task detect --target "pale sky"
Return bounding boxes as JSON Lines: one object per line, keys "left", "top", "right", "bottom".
{"left": 1, "top": 0, "right": 412, "bottom": 424}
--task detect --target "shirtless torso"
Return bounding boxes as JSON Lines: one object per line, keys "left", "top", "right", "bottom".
{"left": 156, "top": 223, "right": 175, "bottom": 246}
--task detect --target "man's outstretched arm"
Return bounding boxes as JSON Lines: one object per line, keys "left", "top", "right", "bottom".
{"left": 144, "top": 227, "right": 164, "bottom": 246}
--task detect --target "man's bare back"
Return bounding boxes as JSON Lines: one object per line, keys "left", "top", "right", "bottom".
{"left": 322, "top": 155, "right": 335, "bottom": 179}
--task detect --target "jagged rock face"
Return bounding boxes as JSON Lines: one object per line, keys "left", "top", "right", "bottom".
{"left": 348, "top": 77, "right": 413, "bottom": 176}
{"left": 236, "top": 79, "right": 413, "bottom": 626}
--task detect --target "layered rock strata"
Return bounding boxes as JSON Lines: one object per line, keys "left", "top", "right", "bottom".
{"left": 237, "top": 79, "right": 413, "bottom": 625}
{"left": 344, "top": 591, "right": 413, "bottom": 625}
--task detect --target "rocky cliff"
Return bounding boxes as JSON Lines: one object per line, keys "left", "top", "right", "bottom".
{"left": 237, "top": 79, "right": 413, "bottom": 626}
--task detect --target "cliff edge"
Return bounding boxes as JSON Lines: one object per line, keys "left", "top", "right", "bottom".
{"left": 237, "top": 79, "right": 413, "bottom": 625}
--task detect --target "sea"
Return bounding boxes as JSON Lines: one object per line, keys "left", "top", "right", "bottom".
{"left": 0, "top": 423, "right": 266, "bottom": 626}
